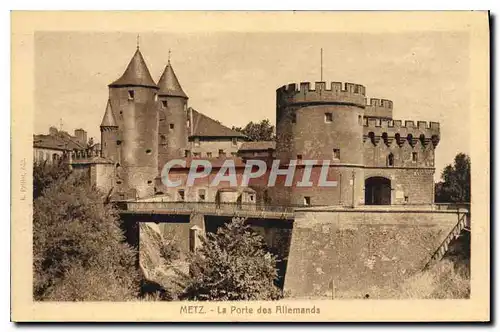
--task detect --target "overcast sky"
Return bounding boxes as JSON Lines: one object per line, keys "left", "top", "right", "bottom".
{"left": 35, "top": 31, "right": 470, "bottom": 179}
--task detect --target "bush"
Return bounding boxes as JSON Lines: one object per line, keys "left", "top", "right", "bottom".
{"left": 399, "top": 260, "right": 470, "bottom": 299}
{"left": 33, "top": 160, "right": 72, "bottom": 199}
{"left": 160, "top": 242, "right": 181, "bottom": 263}
{"left": 178, "top": 217, "right": 282, "bottom": 301}
{"left": 33, "top": 171, "right": 139, "bottom": 301}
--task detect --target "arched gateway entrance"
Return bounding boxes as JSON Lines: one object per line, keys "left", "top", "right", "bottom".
{"left": 365, "top": 177, "right": 392, "bottom": 205}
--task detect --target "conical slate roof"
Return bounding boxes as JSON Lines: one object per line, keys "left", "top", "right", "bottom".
{"left": 109, "top": 48, "right": 158, "bottom": 89}
{"left": 157, "top": 62, "right": 188, "bottom": 98}
{"left": 100, "top": 100, "right": 118, "bottom": 127}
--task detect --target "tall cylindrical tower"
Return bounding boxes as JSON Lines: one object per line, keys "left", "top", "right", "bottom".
{"left": 100, "top": 99, "right": 119, "bottom": 161}
{"left": 108, "top": 47, "right": 159, "bottom": 198}
{"left": 157, "top": 61, "right": 189, "bottom": 173}
{"left": 272, "top": 81, "right": 366, "bottom": 206}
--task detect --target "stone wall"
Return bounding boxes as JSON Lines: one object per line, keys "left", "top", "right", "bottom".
{"left": 283, "top": 208, "right": 460, "bottom": 298}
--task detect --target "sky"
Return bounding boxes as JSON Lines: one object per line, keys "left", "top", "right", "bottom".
{"left": 35, "top": 31, "right": 470, "bottom": 180}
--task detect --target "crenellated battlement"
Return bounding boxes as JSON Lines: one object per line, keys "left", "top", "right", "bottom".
{"left": 364, "top": 98, "right": 393, "bottom": 119}
{"left": 277, "top": 81, "right": 366, "bottom": 108}
{"left": 363, "top": 118, "right": 440, "bottom": 147}
{"left": 366, "top": 98, "right": 393, "bottom": 109}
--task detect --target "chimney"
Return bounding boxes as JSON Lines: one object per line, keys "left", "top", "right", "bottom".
{"left": 74, "top": 129, "right": 87, "bottom": 146}
{"left": 49, "top": 126, "right": 58, "bottom": 136}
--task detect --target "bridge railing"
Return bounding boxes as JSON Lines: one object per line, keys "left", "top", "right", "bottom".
{"left": 123, "top": 201, "right": 304, "bottom": 215}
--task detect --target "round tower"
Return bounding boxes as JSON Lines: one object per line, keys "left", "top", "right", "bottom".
{"left": 273, "top": 81, "right": 366, "bottom": 206}
{"left": 107, "top": 47, "right": 159, "bottom": 198}
{"left": 100, "top": 99, "right": 119, "bottom": 161}
{"left": 157, "top": 60, "right": 189, "bottom": 172}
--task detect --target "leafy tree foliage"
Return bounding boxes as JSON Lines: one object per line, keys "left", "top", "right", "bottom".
{"left": 179, "top": 217, "right": 282, "bottom": 301}
{"left": 232, "top": 119, "right": 275, "bottom": 141}
{"left": 33, "top": 159, "right": 72, "bottom": 199}
{"left": 435, "top": 153, "right": 471, "bottom": 203}
{"left": 33, "top": 170, "right": 139, "bottom": 301}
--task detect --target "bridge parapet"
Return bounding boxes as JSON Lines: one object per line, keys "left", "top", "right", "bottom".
{"left": 120, "top": 201, "right": 298, "bottom": 220}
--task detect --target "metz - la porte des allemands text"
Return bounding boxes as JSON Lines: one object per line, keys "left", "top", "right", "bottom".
{"left": 161, "top": 159, "right": 339, "bottom": 188}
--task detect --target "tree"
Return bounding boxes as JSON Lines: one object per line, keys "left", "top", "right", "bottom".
{"left": 33, "top": 159, "right": 72, "bottom": 199}
{"left": 178, "top": 217, "right": 282, "bottom": 301}
{"left": 232, "top": 119, "right": 275, "bottom": 141}
{"left": 33, "top": 171, "right": 139, "bottom": 301}
{"left": 435, "top": 153, "right": 471, "bottom": 203}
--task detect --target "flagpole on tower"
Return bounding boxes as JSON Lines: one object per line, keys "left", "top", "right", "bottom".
{"left": 321, "top": 48, "right": 323, "bottom": 82}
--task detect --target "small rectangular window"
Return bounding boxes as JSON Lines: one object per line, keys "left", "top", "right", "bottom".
{"left": 169, "top": 123, "right": 175, "bottom": 130}
{"left": 162, "top": 100, "right": 168, "bottom": 108}
{"left": 185, "top": 150, "right": 191, "bottom": 157}
{"left": 412, "top": 152, "right": 418, "bottom": 162}
{"left": 325, "top": 113, "right": 333, "bottom": 123}
{"left": 128, "top": 90, "right": 135, "bottom": 100}
{"left": 198, "top": 189, "right": 206, "bottom": 201}
{"left": 304, "top": 196, "right": 311, "bottom": 206}
{"left": 232, "top": 138, "right": 237, "bottom": 146}
{"left": 297, "top": 154, "right": 302, "bottom": 161}
{"left": 219, "top": 149, "right": 225, "bottom": 157}
{"left": 178, "top": 189, "right": 185, "bottom": 201}
{"left": 291, "top": 113, "right": 297, "bottom": 124}
{"left": 206, "top": 152, "right": 212, "bottom": 158}
{"left": 333, "top": 148, "right": 340, "bottom": 160}
{"left": 194, "top": 138, "right": 200, "bottom": 147}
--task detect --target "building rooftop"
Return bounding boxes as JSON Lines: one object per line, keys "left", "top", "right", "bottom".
{"left": 190, "top": 108, "right": 247, "bottom": 139}
{"left": 33, "top": 131, "right": 86, "bottom": 151}
{"left": 109, "top": 48, "right": 158, "bottom": 89}
{"left": 157, "top": 61, "right": 187, "bottom": 98}
{"left": 100, "top": 100, "right": 118, "bottom": 127}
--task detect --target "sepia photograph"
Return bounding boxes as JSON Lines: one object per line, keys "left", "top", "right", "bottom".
{"left": 11, "top": 11, "right": 490, "bottom": 322}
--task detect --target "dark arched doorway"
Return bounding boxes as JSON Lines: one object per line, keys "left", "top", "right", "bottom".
{"left": 365, "top": 177, "right": 391, "bottom": 205}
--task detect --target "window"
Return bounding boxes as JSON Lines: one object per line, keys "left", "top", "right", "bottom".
{"left": 304, "top": 196, "right": 311, "bottom": 206}
{"left": 194, "top": 138, "right": 200, "bottom": 147}
{"left": 146, "top": 149, "right": 152, "bottom": 155}
{"left": 206, "top": 152, "right": 212, "bottom": 158}
{"left": 412, "top": 152, "right": 418, "bottom": 162}
{"left": 169, "top": 123, "right": 175, "bottom": 130}
{"left": 291, "top": 113, "right": 297, "bottom": 124}
{"left": 325, "top": 112, "right": 333, "bottom": 123}
{"left": 117, "top": 140, "right": 122, "bottom": 146}
{"left": 232, "top": 138, "right": 237, "bottom": 146}
{"left": 297, "top": 154, "right": 302, "bottom": 161}
{"left": 185, "top": 150, "right": 191, "bottom": 157}
{"left": 249, "top": 195, "right": 254, "bottom": 202}
{"left": 333, "top": 148, "right": 340, "bottom": 160}
{"left": 193, "top": 152, "right": 201, "bottom": 157}
{"left": 147, "top": 180, "right": 153, "bottom": 185}
{"left": 116, "top": 180, "right": 122, "bottom": 184}
{"left": 198, "top": 189, "right": 206, "bottom": 201}
{"left": 388, "top": 153, "right": 394, "bottom": 166}
{"left": 219, "top": 149, "right": 225, "bottom": 157}
{"left": 128, "top": 90, "right": 135, "bottom": 100}
{"left": 162, "top": 100, "right": 168, "bottom": 108}
{"left": 178, "top": 189, "right": 185, "bottom": 201}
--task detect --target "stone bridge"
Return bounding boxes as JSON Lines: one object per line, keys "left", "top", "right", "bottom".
{"left": 116, "top": 200, "right": 470, "bottom": 298}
